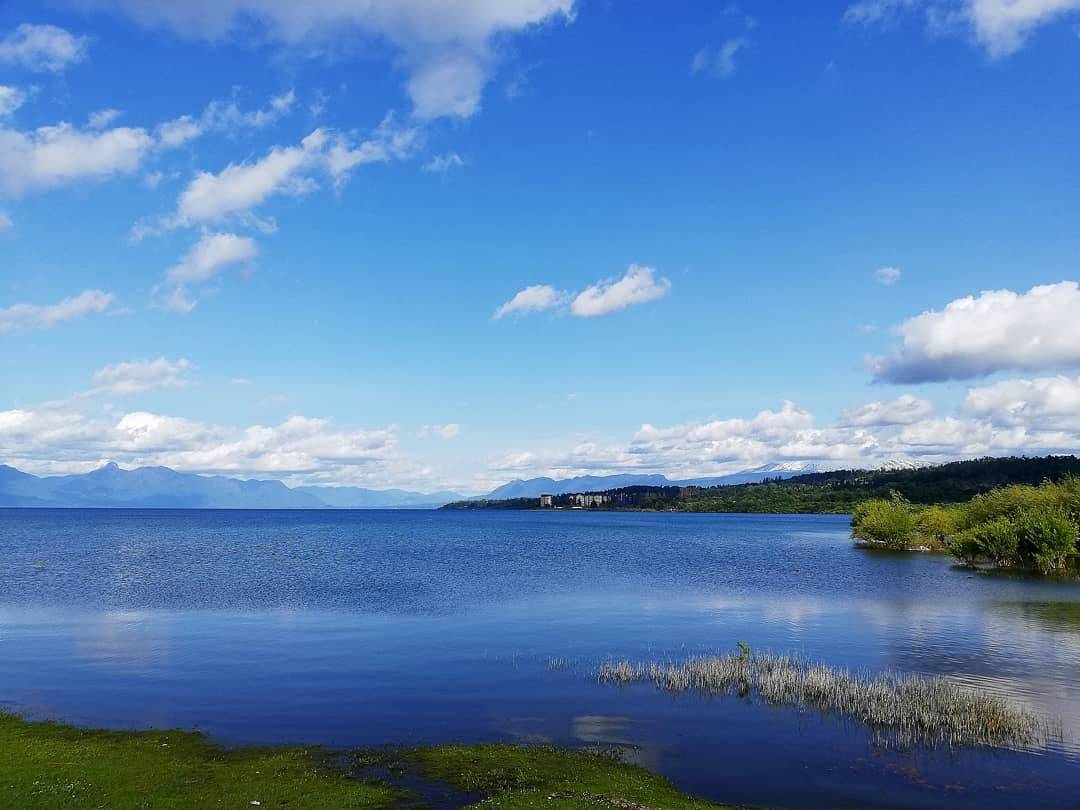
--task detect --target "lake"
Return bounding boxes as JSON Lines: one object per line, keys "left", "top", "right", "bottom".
{"left": 1, "top": 508, "right": 1079, "bottom": 808}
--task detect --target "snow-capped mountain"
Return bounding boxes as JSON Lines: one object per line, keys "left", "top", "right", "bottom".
{"left": 874, "top": 457, "right": 930, "bottom": 472}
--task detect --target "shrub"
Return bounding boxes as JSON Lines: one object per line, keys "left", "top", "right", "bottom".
{"left": 916, "top": 505, "right": 959, "bottom": 547}
{"left": 851, "top": 494, "right": 917, "bottom": 549}
{"left": 948, "top": 531, "right": 981, "bottom": 566}
{"left": 971, "top": 517, "right": 1020, "bottom": 567}
{"left": 1015, "top": 508, "right": 1078, "bottom": 574}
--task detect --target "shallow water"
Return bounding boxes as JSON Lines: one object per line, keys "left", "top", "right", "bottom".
{"left": 1, "top": 509, "right": 1079, "bottom": 808}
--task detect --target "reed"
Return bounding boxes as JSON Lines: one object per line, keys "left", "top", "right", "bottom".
{"left": 598, "top": 652, "right": 1044, "bottom": 749}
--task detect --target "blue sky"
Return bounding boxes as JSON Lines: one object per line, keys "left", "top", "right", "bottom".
{"left": 2, "top": 0, "right": 1080, "bottom": 493}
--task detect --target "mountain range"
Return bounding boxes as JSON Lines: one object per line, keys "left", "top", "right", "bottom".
{"left": 0, "top": 463, "right": 465, "bottom": 509}
{"left": 480, "top": 462, "right": 840, "bottom": 500}
{"left": 0, "top": 458, "right": 928, "bottom": 509}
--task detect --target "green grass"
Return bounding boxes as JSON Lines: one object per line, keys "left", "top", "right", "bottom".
{"left": 410, "top": 744, "right": 728, "bottom": 809}
{"left": 0, "top": 715, "right": 730, "bottom": 809}
{"left": 0, "top": 713, "right": 400, "bottom": 809}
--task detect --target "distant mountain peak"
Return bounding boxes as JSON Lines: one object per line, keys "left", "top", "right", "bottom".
{"left": 875, "top": 456, "right": 928, "bottom": 471}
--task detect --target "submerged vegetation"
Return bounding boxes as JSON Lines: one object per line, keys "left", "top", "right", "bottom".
{"left": 407, "top": 744, "right": 725, "bottom": 809}
{"left": 0, "top": 713, "right": 726, "bottom": 809}
{"left": 598, "top": 651, "right": 1044, "bottom": 750}
{"left": 851, "top": 477, "right": 1080, "bottom": 574}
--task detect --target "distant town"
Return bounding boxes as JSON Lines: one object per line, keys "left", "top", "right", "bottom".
{"left": 538, "top": 487, "right": 702, "bottom": 509}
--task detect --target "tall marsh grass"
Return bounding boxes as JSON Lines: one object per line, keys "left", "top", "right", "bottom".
{"left": 598, "top": 652, "right": 1045, "bottom": 750}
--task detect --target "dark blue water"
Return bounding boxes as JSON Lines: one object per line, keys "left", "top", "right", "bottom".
{"left": 2, "top": 509, "right": 1079, "bottom": 808}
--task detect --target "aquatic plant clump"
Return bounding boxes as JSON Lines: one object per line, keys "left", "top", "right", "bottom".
{"left": 598, "top": 653, "right": 1042, "bottom": 750}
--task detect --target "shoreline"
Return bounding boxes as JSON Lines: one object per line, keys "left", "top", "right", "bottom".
{"left": 0, "top": 712, "right": 731, "bottom": 809}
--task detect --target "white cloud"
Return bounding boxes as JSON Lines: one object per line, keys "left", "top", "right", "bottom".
{"left": 418, "top": 423, "right": 462, "bottom": 439}
{"left": 842, "top": 394, "right": 934, "bottom": 426}
{"left": 869, "top": 281, "right": 1080, "bottom": 383}
{"left": 965, "top": 375, "right": 1080, "bottom": 430}
{"left": 156, "top": 232, "right": 258, "bottom": 312}
{"left": 71, "top": 0, "right": 576, "bottom": 120}
{"left": 874, "top": 266, "right": 902, "bottom": 286}
{"left": 691, "top": 7, "right": 753, "bottom": 80}
{"left": 156, "top": 89, "right": 297, "bottom": 148}
{"left": 87, "top": 108, "right": 122, "bottom": 129}
{"left": 0, "top": 23, "right": 89, "bottom": 73}
{"left": 0, "top": 212, "right": 12, "bottom": 233}
{"left": 693, "top": 37, "right": 751, "bottom": 78}
{"left": 0, "top": 400, "right": 426, "bottom": 486}
{"left": 89, "top": 358, "right": 193, "bottom": 396}
{"left": 0, "top": 121, "right": 154, "bottom": 198}
{"left": 496, "top": 265, "right": 672, "bottom": 321}
{"left": 165, "top": 232, "right": 258, "bottom": 284}
{"left": 156, "top": 115, "right": 203, "bottom": 149}
{"left": 487, "top": 386, "right": 1080, "bottom": 482}
{"left": 844, "top": 0, "right": 1080, "bottom": 58}
{"left": 844, "top": 0, "right": 923, "bottom": 26}
{"left": 0, "top": 289, "right": 115, "bottom": 334}
{"left": 422, "top": 152, "right": 465, "bottom": 173}
{"left": 494, "top": 284, "right": 567, "bottom": 319}
{"left": 0, "top": 85, "right": 27, "bottom": 117}
{"left": 148, "top": 119, "right": 419, "bottom": 233}
{"left": 571, "top": 264, "right": 671, "bottom": 317}
{"left": 176, "top": 132, "right": 326, "bottom": 226}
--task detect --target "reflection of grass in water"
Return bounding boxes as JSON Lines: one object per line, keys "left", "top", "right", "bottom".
{"left": 598, "top": 652, "right": 1044, "bottom": 750}
{"left": 994, "top": 600, "right": 1080, "bottom": 632}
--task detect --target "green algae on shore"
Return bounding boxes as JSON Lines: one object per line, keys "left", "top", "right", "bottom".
{"left": 0, "top": 713, "right": 729, "bottom": 809}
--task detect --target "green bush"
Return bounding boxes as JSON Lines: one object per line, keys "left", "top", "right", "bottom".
{"left": 948, "top": 530, "right": 981, "bottom": 566}
{"left": 916, "top": 505, "right": 960, "bottom": 547}
{"left": 855, "top": 477, "right": 1080, "bottom": 576}
{"left": 971, "top": 517, "right": 1020, "bottom": 567}
{"left": 851, "top": 494, "right": 917, "bottom": 549}
{"left": 1015, "top": 508, "right": 1078, "bottom": 574}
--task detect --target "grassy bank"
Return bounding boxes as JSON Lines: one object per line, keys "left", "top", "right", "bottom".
{"left": 851, "top": 477, "right": 1080, "bottom": 574}
{"left": 0, "top": 713, "right": 728, "bottom": 809}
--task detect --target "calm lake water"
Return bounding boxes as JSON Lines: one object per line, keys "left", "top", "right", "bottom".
{"left": 2, "top": 508, "right": 1079, "bottom": 808}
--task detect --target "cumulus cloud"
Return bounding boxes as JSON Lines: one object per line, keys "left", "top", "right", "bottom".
{"left": 843, "top": 0, "right": 1080, "bottom": 58}
{"left": 0, "top": 23, "right": 89, "bottom": 72}
{"left": 69, "top": 0, "right": 576, "bottom": 120}
{"left": 0, "top": 401, "right": 424, "bottom": 486}
{"left": 0, "top": 289, "right": 115, "bottom": 334}
{"left": 571, "top": 264, "right": 672, "bottom": 317}
{"left": 869, "top": 281, "right": 1080, "bottom": 383}
{"left": 874, "top": 266, "right": 902, "bottom": 286}
{"left": 494, "top": 284, "right": 567, "bottom": 319}
{"left": 487, "top": 387, "right": 1080, "bottom": 483}
{"left": 0, "top": 120, "right": 154, "bottom": 198}
{"left": 964, "top": 375, "right": 1080, "bottom": 430}
{"left": 88, "top": 358, "right": 193, "bottom": 396}
{"left": 155, "top": 232, "right": 258, "bottom": 312}
{"left": 842, "top": 394, "right": 935, "bottom": 426}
